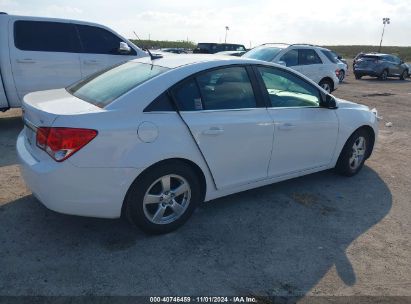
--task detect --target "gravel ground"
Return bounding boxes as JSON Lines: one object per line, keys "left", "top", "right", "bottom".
{"left": 0, "top": 66, "right": 410, "bottom": 300}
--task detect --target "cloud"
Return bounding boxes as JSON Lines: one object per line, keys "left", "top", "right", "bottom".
{"left": 1, "top": 0, "right": 410, "bottom": 46}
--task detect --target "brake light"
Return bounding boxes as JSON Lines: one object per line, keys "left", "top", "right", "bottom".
{"left": 36, "top": 127, "right": 97, "bottom": 162}
{"left": 335, "top": 69, "right": 340, "bottom": 77}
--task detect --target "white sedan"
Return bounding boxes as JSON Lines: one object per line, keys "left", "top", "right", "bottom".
{"left": 17, "top": 55, "right": 379, "bottom": 234}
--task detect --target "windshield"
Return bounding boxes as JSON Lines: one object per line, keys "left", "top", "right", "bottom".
{"left": 67, "top": 62, "right": 169, "bottom": 108}
{"left": 243, "top": 46, "right": 284, "bottom": 62}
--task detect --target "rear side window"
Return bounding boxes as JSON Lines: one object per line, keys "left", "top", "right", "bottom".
{"left": 172, "top": 66, "right": 257, "bottom": 111}
{"left": 299, "top": 49, "right": 322, "bottom": 65}
{"left": 321, "top": 50, "right": 339, "bottom": 64}
{"left": 67, "top": 62, "right": 169, "bottom": 107}
{"left": 173, "top": 79, "right": 202, "bottom": 111}
{"left": 76, "top": 24, "right": 136, "bottom": 55}
{"left": 197, "top": 67, "right": 256, "bottom": 110}
{"left": 14, "top": 21, "right": 80, "bottom": 53}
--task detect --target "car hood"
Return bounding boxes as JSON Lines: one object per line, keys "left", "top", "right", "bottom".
{"left": 336, "top": 98, "right": 369, "bottom": 111}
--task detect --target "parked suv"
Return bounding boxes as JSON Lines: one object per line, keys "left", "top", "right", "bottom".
{"left": 193, "top": 43, "right": 246, "bottom": 54}
{"left": 243, "top": 44, "right": 339, "bottom": 93}
{"left": 353, "top": 53, "right": 409, "bottom": 80}
{"left": 0, "top": 13, "right": 147, "bottom": 111}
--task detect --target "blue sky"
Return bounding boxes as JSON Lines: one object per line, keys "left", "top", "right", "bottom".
{"left": 1, "top": 0, "right": 410, "bottom": 47}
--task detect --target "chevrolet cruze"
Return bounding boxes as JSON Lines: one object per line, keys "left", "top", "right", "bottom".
{"left": 17, "top": 55, "right": 379, "bottom": 234}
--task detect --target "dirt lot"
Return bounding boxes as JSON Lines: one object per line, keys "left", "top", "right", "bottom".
{"left": 0, "top": 67, "right": 410, "bottom": 301}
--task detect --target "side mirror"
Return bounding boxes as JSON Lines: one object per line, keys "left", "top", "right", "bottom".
{"left": 320, "top": 94, "right": 338, "bottom": 109}
{"left": 119, "top": 42, "right": 131, "bottom": 54}
{"left": 277, "top": 60, "right": 287, "bottom": 66}
{"left": 337, "top": 55, "right": 342, "bottom": 60}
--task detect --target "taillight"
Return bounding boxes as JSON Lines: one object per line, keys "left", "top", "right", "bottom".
{"left": 335, "top": 69, "right": 340, "bottom": 77}
{"left": 36, "top": 127, "right": 97, "bottom": 162}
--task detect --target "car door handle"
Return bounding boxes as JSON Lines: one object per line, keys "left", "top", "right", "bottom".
{"left": 278, "top": 123, "right": 296, "bottom": 130}
{"left": 202, "top": 127, "right": 224, "bottom": 135}
{"left": 17, "top": 59, "right": 36, "bottom": 64}
{"left": 83, "top": 60, "right": 100, "bottom": 65}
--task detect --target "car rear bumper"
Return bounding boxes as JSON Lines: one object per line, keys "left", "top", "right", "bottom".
{"left": 17, "top": 131, "right": 142, "bottom": 219}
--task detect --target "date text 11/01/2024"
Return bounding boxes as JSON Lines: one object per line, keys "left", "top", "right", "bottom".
{"left": 149, "top": 297, "right": 257, "bottom": 303}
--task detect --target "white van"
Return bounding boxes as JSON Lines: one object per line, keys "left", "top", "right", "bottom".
{"left": 0, "top": 13, "right": 147, "bottom": 111}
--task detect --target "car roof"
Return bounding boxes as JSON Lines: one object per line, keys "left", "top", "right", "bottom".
{"left": 132, "top": 54, "right": 265, "bottom": 69}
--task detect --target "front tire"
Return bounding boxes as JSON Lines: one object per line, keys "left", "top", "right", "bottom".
{"left": 400, "top": 70, "right": 408, "bottom": 80}
{"left": 379, "top": 69, "right": 388, "bottom": 81}
{"left": 335, "top": 129, "right": 370, "bottom": 177}
{"left": 124, "top": 161, "right": 202, "bottom": 234}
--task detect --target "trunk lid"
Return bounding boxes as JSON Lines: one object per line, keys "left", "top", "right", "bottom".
{"left": 22, "top": 88, "right": 103, "bottom": 160}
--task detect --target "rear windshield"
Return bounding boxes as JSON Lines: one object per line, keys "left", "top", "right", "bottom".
{"left": 67, "top": 62, "right": 169, "bottom": 107}
{"left": 243, "top": 46, "right": 283, "bottom": 62}
{"left": 321, "top": 50, "right": 339, "bottom": 64}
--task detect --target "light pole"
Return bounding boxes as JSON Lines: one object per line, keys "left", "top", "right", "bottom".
{"left": 379, "top": 17, "right": 390, "bottom": 52}
{"left": 225, "top": 26, "right": 229, "bottom": 43}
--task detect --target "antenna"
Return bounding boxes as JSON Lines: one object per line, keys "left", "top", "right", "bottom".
{"left": 133, "top": 31, "right": 162, "bottom": 60}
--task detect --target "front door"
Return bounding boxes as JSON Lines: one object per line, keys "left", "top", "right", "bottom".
{"left": 171, "top": 66, "right": 274, "bottom": 189}
{"left": 254, "top": 66, "right": 339, "bottom": 177}
{"left": 9, "top": 19, "right": 82, "bottom": 100}
{"left": 75, "top": 24, "right": 138, "bottom": 78}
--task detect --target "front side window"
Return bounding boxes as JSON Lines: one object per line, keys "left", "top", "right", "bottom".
{"left": 67, "top": 62, "right": 169, "bottom": 107}
{"left": 280, "top": 49, "right": 298, "bottom": 67}
{"left": 257, "top": 67, "right": 320, "bottom": 108}
{"left": 76, "top": 24, "right": 136, "bottom": 55}
{"left": 299, "top": 49, "right": 322, "bottom": 65}
{"left": 14, "top": 21, "right": 80, "bottom": 53}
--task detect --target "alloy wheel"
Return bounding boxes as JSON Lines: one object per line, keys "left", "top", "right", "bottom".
{"left": 143, "top": 174, "right": 191, "bottom": 225}
{"left": 349, "top": 136, "right": 366, "bottom": 170}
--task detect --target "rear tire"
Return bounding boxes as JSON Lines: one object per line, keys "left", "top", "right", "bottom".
{"left": 335, "top": 129, "right": 370, "bottom": 177}
{"left": 124, "top": 161, "right": 202, "bottom": 234}
{"left": 338, "top": 70, "right": 345, "bottom": 83}
{"left": 354, "top": 73, "right": 362, "bottom": 80}
{"left": 319, "top": 79, "right": 333, "bottom": 93}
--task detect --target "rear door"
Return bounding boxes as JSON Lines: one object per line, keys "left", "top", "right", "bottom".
{"left": 9, "top": 19, "right": 82, "bottom": 100}
{"left": 171, "top": 66, "right": 274, "bottom": 189}
{"left": 297, "top": 48, "right": 324, "bottom": 84}
{"left": 76, "top": 24, "right": 138, "bottom": 78}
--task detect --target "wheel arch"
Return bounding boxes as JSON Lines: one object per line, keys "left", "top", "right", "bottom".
{"left": 121, "top": 157, "right": 207, "bottom": 216}
{"left": 319, "top": 76, "right": 335, "bottom": 91}
{"left": 340, "top": 125, "right": 375, "bottom": 160}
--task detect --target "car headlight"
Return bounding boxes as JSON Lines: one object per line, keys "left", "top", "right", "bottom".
{"left": 371, "top": 108, "right": 383, "bottom": 121}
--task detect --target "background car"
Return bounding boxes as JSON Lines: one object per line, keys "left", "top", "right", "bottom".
{"left": 161, "top": 48, "right": 189, "bottom": 54}
{"left": 193, "top": 43, "right": 246, "bottom": 54}
{"left": 18, "top": 55, "right": 378, "bottom": 234}
{"left": 0, "top": 13, "right": 147, "bottom": 111}
{"left": 215, "top": 50, "right": 246, "bottom": 57}
{"left": 243, "top": 43, "right": 340, "bottom": 93}
{"left": 321, "top": 48, "right": 348, "bottom": 83}
{"left": 353, "top": 53, "right": 409, "bottom": 80}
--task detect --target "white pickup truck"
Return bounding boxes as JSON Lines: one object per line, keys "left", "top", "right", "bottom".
{"left": 0, "top": 12, "right": 147, "bottom": 111}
